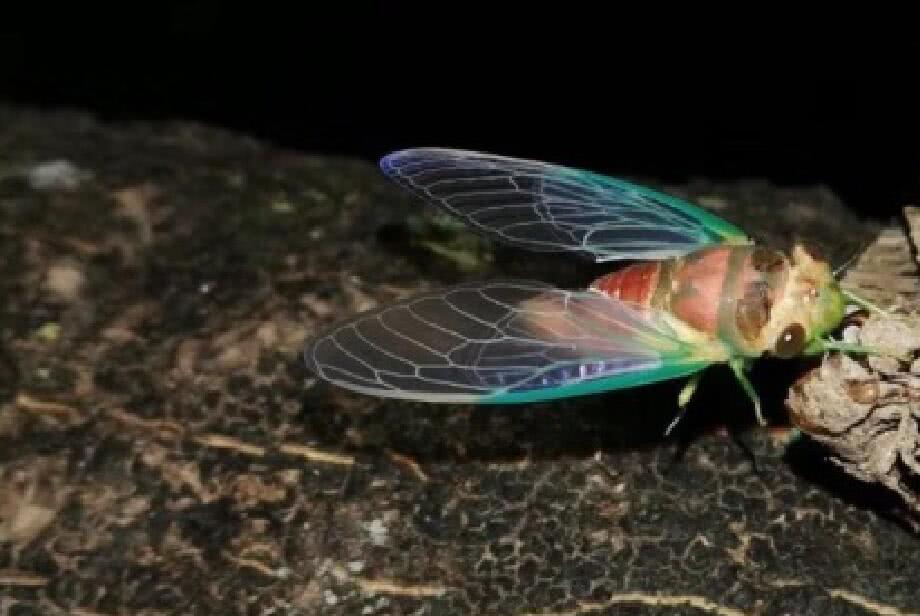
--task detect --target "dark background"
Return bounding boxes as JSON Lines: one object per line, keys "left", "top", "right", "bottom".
{"left": 2, "top": 6, "right": 919, "bottom": 220}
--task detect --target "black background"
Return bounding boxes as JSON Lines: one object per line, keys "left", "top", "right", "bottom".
{"left": 3, "top": 6, "right": 918, "bottom": 220}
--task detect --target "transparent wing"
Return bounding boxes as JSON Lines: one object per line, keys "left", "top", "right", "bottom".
{"left": 380, "top": 148, "right": 750, "bottom": 262}
{"left": 305, "top": 280, "right": 715, "bottom": 404}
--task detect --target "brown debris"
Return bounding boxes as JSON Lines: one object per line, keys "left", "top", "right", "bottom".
{"left": 192, "top": 433, "right": 266, "bottom": 457}
{"left": 340, "top": 277, "right": 378, "bottom": 314}
{"left": 42, "top": 258, "right": 85, "bottom": 302}
{"left": 14, "top": 393, "right": 84, "bottom": 425}
{"left": 99, "top": 302, "right": 158, "bottom": 344}
{"left": 222, "top": 551, "right": 287, "bottom": 578}
{"left": 354, "top": 575, "right": 453, "bottom": 598}
{"left": 278, "top": 443, "right": 355, "bottom": 467}
{"left": 230, "top": 474, "right": 288, "bottom": 508}
{"left": 0, "top": 569, "right": 49, "bottom": 587}
{"left": 104, "top": 408, "right": 184, "bottom": 441}
{"left": 385, "top": 449, "right": 429, "bottom": 482}
{"left": 172, "top": 339, "right": 205, "bottom": 379}
{"left": 137, "top": 445, "right": 216, "bottom": 502}
{"left": 172, "top": 312, "right": 308, "bottom": 377}
{"left": 518, "top": 593, "right": 746, "bottom": 616}
{"left": 0, "top": 460, "right": 69, "bottom": 549}
{"left": 300, "top": 292, "right": 335, "bottom": 318}
{"left": 828, "top": 589, "right": 920, "bottom": 616}
{"left": 112, "top": 183, "right": 163, "bottom": 246}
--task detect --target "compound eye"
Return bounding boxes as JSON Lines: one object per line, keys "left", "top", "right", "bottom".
{"left": 774, "top": 323, "right": 805, "bottom": 358}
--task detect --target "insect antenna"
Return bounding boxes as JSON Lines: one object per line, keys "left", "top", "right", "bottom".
{"left": 832, "top": 249, "right": 863, "bottom": 279}
{"left": 841, "top": 288, "right": 891, "bottom": 317}
{"left": 830, "top": 241, "right": 891, "bottom": 316}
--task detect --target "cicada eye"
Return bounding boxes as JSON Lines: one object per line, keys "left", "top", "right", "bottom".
{"left": 774, "top": 323, "right": 805, "bottom": 358}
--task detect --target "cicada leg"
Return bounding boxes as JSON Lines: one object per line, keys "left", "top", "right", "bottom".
{"left": 664, "top": 372, "right": 704, "bottom": 436}
{"left": 729, "top": 358, "right": 765, "bottom": 426}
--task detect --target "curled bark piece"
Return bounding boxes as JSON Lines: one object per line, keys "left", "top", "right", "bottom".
{"left": 787, "top": 206, "right": 920, "bottom": 523}
{"left": 787, "top": 313, "right": 920, "bottom": 521}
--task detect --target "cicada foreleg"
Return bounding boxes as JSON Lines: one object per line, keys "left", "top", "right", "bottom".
{"left": 664, "top": 372, "right": 705, "bottom": 436}
{"left": 729, "top": 358, "right": 765, "bottom": 426}
{"left": 805, "top": 339, "right": 881, "bottom": 356}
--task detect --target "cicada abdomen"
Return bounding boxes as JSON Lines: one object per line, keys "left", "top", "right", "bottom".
{"left": 591, "top": 245, "right": 794, "bottom": 357}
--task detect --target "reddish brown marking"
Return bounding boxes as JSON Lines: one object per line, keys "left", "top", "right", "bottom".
{"left": 735, "top": 280, "right": 771, "bottom": 341}
{"left": 590, "top": 262, "right": 661, "bottom": 307}
{"left": 735, "top": 250, "right": 788, "bottom": 343}
{"left": 590, "top": 245, "right": 790, "bottom": 349}
{"left": 845, "top": 379, "right": 880, "bottom": 405}
{"left": 668, "top": 247, "right": 733, "bottom": 335}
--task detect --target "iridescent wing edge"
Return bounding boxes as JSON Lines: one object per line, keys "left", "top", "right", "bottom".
{"left": 304, "top": 280, "right": 717, "bottom": 404}
{"left": 379, "top": 148, "right": 750, "bottom": 263}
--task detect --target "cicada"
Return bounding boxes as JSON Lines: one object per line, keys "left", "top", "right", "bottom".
{"left": 304, "top": 148, "right": 873, "bottom": 430}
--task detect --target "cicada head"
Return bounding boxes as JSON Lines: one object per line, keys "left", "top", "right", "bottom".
{"left": 766, "top": 243, "right": 846, "bottom": 358}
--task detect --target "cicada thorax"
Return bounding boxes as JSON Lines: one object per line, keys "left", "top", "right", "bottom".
{"left": 591, "top": 245, "right": 791, "bottom": 356}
